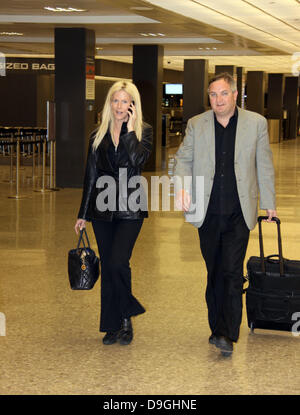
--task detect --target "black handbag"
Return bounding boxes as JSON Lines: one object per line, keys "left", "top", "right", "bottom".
{"left": 68, "top": 228, "right": 100, "bottom": 290}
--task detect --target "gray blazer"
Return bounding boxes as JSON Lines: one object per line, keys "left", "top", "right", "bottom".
{"left": 174, "top": 107, "right": 276, "bottom": 230}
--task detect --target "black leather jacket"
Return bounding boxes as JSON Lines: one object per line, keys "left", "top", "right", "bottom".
{"left": 78, "top": 121, "right": 153, "bottom": 221}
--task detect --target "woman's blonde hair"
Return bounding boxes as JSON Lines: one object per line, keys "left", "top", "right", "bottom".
{"left": 92, "top": 80, "right": 143, "bottom": 151}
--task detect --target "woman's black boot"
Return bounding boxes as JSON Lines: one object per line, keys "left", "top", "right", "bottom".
{"left": 119, "top": 318, "right": 133, "bottom": 345}
{"left": 102, "top": 331, "right": 119, "bottom": 345}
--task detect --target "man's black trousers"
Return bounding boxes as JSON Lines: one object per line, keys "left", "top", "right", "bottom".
{"left": 92, "top": 219, "right": 145, "bottom": 332}
{"left": 198, "top": 211, "right": 250, "bottom": 342}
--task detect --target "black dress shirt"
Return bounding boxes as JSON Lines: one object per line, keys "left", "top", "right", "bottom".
{"left": 208, "top": 108, "right": 242, "bottom": 215}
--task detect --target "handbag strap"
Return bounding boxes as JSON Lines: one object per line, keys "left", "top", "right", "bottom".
{"left": 76, "top": 228, "right": 91, "bottom": 250}
{"left": 257, "top": 216, "right": 284, "bottom": 276}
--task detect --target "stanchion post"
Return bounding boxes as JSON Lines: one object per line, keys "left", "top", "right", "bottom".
{"left": 49, "top": 140, "right": 54, "bottom": 189}
{"left": 46, "top": 101, "right": 58, "bottom": 191}
{"left": 34, "top": 137, "right": 52, "bottom": 193}
{"left": 26, "top": 132, "right": 37, "bottom": 180}
{"left": 10, "top": 136, "right": 14, "bottom": 183}
{"left": 31, "top": 132, "right": 37, "bottom": 180}
{"left": 32, "top": 142, "right": 36, "bottom": 179}
{"left": 37, "top": 139, "right": 41, "bottom": 169}
{"left": 16, "top": 139, "right": 20, "bottom": 196}
{"left": 53, "top": 141, "right": 57, "bottom": 190}
{"left": 8, "top": 138, "right": 28, "bottom": 199}
{"left": 49, "top": 140, "right": 59, "bottom": 191}
{"left": 2, "top": 135, "right": 15, "bottom": 184}
{"left": 42, "top": 139, "right": 46, "bottom": 190}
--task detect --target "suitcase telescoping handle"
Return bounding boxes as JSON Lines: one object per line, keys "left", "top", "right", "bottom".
{"left": 257, "top": 216, "right": 284, "bottom": 277}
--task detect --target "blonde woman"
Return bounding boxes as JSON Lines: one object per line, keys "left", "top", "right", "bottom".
{"left": 75, "top": 81, "right": 152, "bottom": 345}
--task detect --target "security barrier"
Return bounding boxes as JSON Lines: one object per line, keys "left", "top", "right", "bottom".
{"left": 0, "top": 127, "right": 57, "bottom": 198}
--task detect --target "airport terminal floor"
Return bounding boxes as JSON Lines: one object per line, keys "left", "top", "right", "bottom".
{"left": 1, "top": 137, "right": 300, "bottom": 396}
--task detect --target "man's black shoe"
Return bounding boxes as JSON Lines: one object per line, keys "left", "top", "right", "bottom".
{"left": 102, "top": 331, "right": 119, "bottom": 345}
{"left": 216, "top": 336, "right": 233, "bottom": 356}
{"left": 119, "top": 318, "right": 133, "bottom": 345}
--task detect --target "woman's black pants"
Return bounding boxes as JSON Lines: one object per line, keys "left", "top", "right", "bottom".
{"left": 198, "top": 211, "right": 250, "bottom": 342}
{"left": 92, "top": 218, "right": 145, "bottom": 332}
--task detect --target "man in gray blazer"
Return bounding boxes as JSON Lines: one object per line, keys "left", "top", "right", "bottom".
{"left": 174, "top": 72, "right": 277, "bottom": 357}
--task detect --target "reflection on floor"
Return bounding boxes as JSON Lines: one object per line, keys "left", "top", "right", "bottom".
{"left": 0, "top": 138, "right": 300, "bottom": 395}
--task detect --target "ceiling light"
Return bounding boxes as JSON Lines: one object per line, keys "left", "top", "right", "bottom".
{"left": 44, "top": 7, "right": 87, "bottom": 12}
{"left": 139, "top": 33, "right": 165, "bottom": 37}
{"left": 209, "top": 33, "right": 227, "bottom": 37}
{"left": 130, "top": 7, "right": 153, "bottom": 11}
{"left": 0, "top": 32, "right": 23, "bottom": 36}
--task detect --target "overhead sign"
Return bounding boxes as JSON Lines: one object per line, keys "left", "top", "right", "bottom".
{"left": 85, "top": 57, "right": 95, "bottom": 101}
{"left": 0, "top": 58, "right": 55, "bottom": 73}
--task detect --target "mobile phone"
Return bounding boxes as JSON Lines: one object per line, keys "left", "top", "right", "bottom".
{"left": 128, "top": 101, "right": 134, "bottom": 114}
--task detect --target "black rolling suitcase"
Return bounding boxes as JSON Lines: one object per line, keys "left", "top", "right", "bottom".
{"left": 245, "top": 216, "right": 300, "bottom": 333}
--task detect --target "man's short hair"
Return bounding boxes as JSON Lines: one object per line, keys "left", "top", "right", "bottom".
{"left": 208, "top": 72, "right": 237, "bottom": 93}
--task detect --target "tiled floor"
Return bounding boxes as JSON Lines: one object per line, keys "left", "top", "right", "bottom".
{"left": 0, "top": 138, "right": 300, "bottom": 395}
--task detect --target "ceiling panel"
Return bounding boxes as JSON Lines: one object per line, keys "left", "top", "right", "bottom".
{"left": 99, "top": 54, "right": 299, "bottom": 74}
{"left": 0, "top": 0, "right": 299, "bottom": 74}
